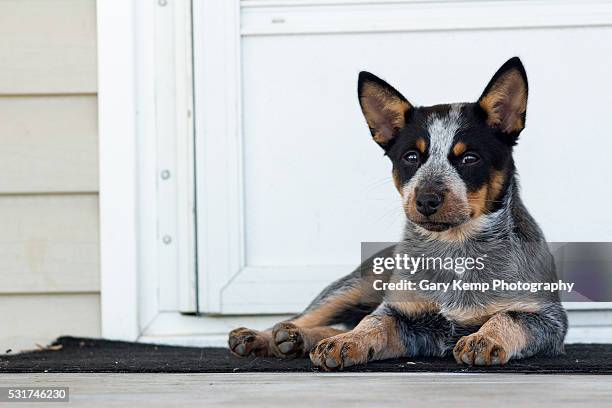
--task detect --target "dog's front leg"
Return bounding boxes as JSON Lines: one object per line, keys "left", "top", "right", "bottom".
{"left": 453, "top": 304, "right": 567, "bottom": 366}
{"left": 309, "top": 313, "right": 405, "bottom": 371}
{"left": 228, "top": 325, "right": 346, "bottom": 358}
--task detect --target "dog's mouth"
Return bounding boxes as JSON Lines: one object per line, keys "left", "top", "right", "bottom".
{"left": 415, "top": 221, "right": 456, "bottom": 232}
{"left": 413, "top": 220, "right": 462, "bottom": 232}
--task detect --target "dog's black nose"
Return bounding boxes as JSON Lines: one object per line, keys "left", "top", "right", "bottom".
{"left": 416, "top": 192, "right": 443, "bottom": 216}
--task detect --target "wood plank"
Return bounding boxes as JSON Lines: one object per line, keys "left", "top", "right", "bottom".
{"left": 0, "top": 194, "right": 99, "bottom": 293}
{"left": 0, "top": 95, "right": 98, "bottom": 193}
{"left": 0, "top": 0, "right": 97, "bottom": 94}
{"left": 2, "top": 373, "right": 612, "bottom": 407}
{"left": 0, "top": 293, "right": 100, "bottom": 353}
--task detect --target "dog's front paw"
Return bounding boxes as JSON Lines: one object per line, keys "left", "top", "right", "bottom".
{"left": 453, "top": 333, "right": 508, "bottom": 366}
{"left": 271, "top": 322, "right": 306, "bottom": 358}
{"left": 228, "top": 327, "right": 271, "bottom": 357}
{"left": 310, "top": 334, "right": 369, "bottom": 371}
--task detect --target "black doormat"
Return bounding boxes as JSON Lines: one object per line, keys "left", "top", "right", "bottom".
{"left": 1, "top": 337, "right": 611, "bottom": 374}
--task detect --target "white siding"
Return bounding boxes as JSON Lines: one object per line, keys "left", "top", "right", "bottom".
{"left": 0, "top": 96, "right": 98, "bottom": 193}
{"left": 0, "top": 294, "right": 100, "bottom": 353}
{"left": 0, "top": 0, "right": 99, "bottom": 352}
{"left": 0, "top": 0, "right": 97, "bottom": 94}
{"left": 0, "top": 194, "right": 99, "bottom": 293}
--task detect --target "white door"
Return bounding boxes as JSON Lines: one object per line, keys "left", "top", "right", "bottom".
{"left": 193, "top": 0, "right": 612, "bottom": 318}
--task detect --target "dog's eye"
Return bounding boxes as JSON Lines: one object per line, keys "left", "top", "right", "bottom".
{"left": 402, "top": 150, "right": 420, "bottom": 165}
{"left": 461, "top": 153, "right": 480, "bottom": 165}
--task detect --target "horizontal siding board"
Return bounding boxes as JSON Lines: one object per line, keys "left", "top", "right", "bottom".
{"left": 0, "top": 293, "right": 100, "bottom": 353}
{"left": 0, "top": 194, "right": 99, "bottom": 293}
{"left": 0, "top": 95, "right": 98, "bottom": 193}
{"left": 0, "top": 0, "right": 97, "bottom": 94}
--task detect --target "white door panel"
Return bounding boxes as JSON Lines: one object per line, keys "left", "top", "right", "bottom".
{"left": 195, "top": 0, "right": 612, "bottom": 314}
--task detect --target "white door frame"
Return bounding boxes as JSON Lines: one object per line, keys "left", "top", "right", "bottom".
{"left": 98, "top": 0, "right": 141, "bottom": 341}
{"left": 98, "top": 0, "right": 612, "bottom": 344}
{"left": 98, "top": 0, "right": 291, "bottom": 345}
{"left": 98, "top": 0, "right": 202, "bottom": 341}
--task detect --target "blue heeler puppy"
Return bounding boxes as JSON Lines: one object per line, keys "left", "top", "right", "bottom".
{"left": 228, "top": 57, "right": 568, "bottom": 370}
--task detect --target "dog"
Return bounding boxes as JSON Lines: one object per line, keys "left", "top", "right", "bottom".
{"left": 228, "top": 57, "right": 567, "bottom": 370}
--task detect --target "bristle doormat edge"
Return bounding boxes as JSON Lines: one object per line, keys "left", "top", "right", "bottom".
{"left": 1, "top": 337, "right": 611, "bottom": 374}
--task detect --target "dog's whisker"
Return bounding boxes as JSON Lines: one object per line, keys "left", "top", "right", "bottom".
{"left": 375, "top": 202, "right": 405, "bottom": 226}
{"left": 364, "top": 178, "right": 394, "bottom": 193}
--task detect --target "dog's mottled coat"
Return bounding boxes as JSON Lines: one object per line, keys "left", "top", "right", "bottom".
{"left": 228, "top": 57, "right": 567, "bottom": 370}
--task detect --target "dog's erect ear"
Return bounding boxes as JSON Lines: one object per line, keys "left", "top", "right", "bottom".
{"left": 358, "top": 72, "right": 412, "bottom": 148}
{"left": 478, "top": 57, "right": 528, "bottom": 135}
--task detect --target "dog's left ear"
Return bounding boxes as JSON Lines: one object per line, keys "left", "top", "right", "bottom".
{"left": 358, "top": 72, "right": 412, "bottom": 148}
{"left": 478, "top": 57, "right": 528, "bottom": 135}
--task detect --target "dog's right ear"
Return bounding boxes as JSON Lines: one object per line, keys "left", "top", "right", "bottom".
{"left": 358, "top": 72, "right": 412, "bottom": 148}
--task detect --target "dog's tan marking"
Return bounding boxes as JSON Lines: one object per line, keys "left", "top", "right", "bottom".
{"left": 443, "top": 300, "right": 541, "bottom": 326}
{"left": 487, "top": 170, "right": 505, "bottom": 205}
{"left": 467, "top": 184, "right": 489, "bottom": 218}
{"left": 360, "top": 82, "right": 411, "bottom": 145}
{"left": 484, "top": 313, "right": 529, "bottom": 355}
{"left": 479, "top": 70, "right": 527, "bottom": 133}
{"left": 467, "top": 170, "right": 506, "bottom": 218}
{"left": 310, "top": 314, "right": 405, "bottom": 371}
{"left": 452, "top": 141, "right": 467, "bottom": 157}
{"left": 390, "top": 300, "right": 440, "bottom": 316}
{"left": 303, "top": 326, "right": 346, "bottom": 342}
{"left": 416, "top": 138, "right": 427, "bottom": 154}
{"left": 392, "top": 168, "right": 402, "bottom": 193}
{"left": 291, "top": 286, "right": 363, "bottom": 328}
{"left": 453, "top": 312, "right": 529, "bottom": 366}
{"left": 385, "top": 281, "right": 440, "bottom": 314}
